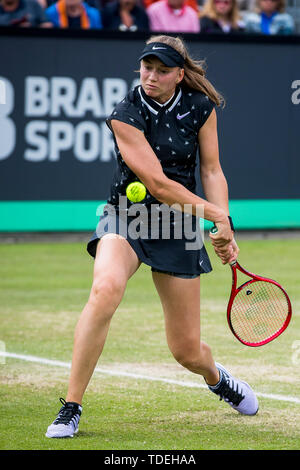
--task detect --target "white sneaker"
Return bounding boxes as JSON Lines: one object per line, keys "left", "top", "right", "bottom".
{"left": 45, "top": 398, "right": 82, "bottom": 438}
{"left": 208, "top": 363, "right": 259, "bottom": 416}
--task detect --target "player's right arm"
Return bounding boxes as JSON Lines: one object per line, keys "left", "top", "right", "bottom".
{"left": 110, "top": 120, "right": 231, "bottom": 241}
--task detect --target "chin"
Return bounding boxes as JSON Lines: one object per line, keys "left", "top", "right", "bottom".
{"left": 145, "top": 88, "right": 158, "bottom": 96}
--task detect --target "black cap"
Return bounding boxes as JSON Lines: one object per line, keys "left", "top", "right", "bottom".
{"left": 139, "top": 42, "right": 185, "bottom": 68}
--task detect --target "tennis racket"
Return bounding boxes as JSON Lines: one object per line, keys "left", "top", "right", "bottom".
{"left": 210, "top": 226, "right": 292, "bottom": 347}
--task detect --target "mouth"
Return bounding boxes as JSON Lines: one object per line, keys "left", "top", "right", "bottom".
{"left": 145, "top": 84, "right": 158, "bottom": 90}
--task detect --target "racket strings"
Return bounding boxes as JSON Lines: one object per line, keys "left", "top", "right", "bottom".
{"left": 230, "top": 281, "right": 289, "bottom": 344}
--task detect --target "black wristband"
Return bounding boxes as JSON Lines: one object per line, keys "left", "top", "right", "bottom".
{"left": 228, "top": 216, "right": 235, "bottom": 231}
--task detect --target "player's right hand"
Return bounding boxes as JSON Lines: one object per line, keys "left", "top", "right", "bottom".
{"left": 209, "top": 219, "right": 238, "bottom": 264}
{"left": 209, "top": 218, "right": 233, "bottom": 247}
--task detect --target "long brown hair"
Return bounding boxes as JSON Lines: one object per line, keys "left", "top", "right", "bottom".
{"left": 146, "top": 35, "right": 224, "bottom": 107}
{"left": 200, "top": 0, "right": 242, "bottom": 28}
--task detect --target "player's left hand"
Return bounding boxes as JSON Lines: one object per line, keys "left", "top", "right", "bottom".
{"left": 212, "top": 237, "right": 239, "bottom": 265}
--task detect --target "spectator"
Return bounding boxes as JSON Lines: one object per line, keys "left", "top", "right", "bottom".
{"left": 200, "top": 0, "right": 245, "bottom": 33}
{"left": 37, "top": 0, "right": 49, "bottom": 8}
{"left": 45, "top": 0, "right": 102, "bottom": 28}
{"left": 244, "top": 0, "right": 295, "bottom": 34}
{"left": 144, "top": 0, "right": 199, "bottom": 13}
{"left": 0, "top": 0, "right": 52, "bottom": 27}
{"left": 101, "top": 0, "right": 149, "bottom": 30}
{"left": 147, "top": 0, "right": 200, "bottom": 32}
{"left": 45, "top": 0, "right": 101, "bottom": 8}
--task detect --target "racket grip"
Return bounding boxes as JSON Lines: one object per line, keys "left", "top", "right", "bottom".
{"left": 210, "top": 217, "right": 235, "bottom": 234}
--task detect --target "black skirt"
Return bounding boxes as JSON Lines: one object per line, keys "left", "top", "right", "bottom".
{"left": 87, "top": 205, "right": 212, "bottom": 277}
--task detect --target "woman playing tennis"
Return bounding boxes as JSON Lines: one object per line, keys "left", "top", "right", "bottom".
{"left": 46, "top": 35, "right": 258, "bottom": 438}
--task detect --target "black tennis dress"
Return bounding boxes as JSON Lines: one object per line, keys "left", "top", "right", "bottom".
{"left": 87, "top": 85, "right": 215, "bottom": 277}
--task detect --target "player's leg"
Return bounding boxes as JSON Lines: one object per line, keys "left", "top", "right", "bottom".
{"left": 66, "top": 234, "right": 141, "bottom": 405}
{"left": 151, "top": 272, "right": 219, "bottom": 385}
{"left": 152, "top": 272, "right": 258, "bottom": 415}
{"left": 46, "top": 234, "right": 141, "bottom": 438}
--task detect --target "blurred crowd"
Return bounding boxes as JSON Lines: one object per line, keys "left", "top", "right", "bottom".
{"left": 0, "top": 0, "right": 297, "bottom": 35}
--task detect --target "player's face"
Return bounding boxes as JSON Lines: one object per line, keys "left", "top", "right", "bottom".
{"left": 140, "top": 58, "right": 184, "bottom": 104}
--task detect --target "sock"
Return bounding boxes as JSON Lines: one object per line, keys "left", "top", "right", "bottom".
{"left": 207, "top": 368, "right": 224, "bottom": 390}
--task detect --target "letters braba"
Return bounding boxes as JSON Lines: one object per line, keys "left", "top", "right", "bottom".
{"left": 24, "top": 76, "right": 139, "bottom": 162}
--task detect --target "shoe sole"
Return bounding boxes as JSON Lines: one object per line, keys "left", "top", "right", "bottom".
{"left": 45, "top": 428, "right": 79, "bottom": 438}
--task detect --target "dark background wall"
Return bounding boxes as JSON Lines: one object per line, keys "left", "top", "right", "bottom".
{"left": 0, "top": 29, "right": 299, "bottom": 230}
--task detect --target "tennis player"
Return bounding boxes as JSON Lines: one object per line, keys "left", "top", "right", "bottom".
{"left": 46, "top": 35, "right": 258, "bottom": 438}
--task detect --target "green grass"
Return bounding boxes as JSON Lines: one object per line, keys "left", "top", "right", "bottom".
{"left": 0, "top": 237, "right": 300, "bottom": 450}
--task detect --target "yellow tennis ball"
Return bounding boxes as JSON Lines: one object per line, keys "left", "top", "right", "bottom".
{"left": 126, "top": 182, "right": 147, "bottom": 202}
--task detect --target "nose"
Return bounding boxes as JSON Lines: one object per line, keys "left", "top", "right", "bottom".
{"left": 148, "top": 69, "right": 158, "bottom": 82}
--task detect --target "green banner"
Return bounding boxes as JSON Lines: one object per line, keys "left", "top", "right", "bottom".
{"left": 0, "top": 200, "right": 299, "bottom": 232}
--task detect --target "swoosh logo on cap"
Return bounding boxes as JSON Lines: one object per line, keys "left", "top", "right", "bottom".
{"left": 152, "top": 46, "right": 167, "bottom": 50}
{"left": 176, "top": 111, "right": 190, "bottom": 120}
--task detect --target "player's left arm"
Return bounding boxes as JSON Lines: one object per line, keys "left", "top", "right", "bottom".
{"left": 198, "top": 108, "right": 238, "bottom": 263}
{"left": 198, "top": 109, "right": 229, "bottom": 214}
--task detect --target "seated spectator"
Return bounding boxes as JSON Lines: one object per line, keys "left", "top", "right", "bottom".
{"left": 244, "top": 0, "right": 295, "bottom": 35}
{"left": 45, "top": 0, "right": 102, "bottom": 28}
{"left": 147, "top": 0, "right": 200, "bottom": 32}
{"left": 101, "top": 0, "right": 149, "bottom": 31}
{"left": 144, "top": 0, "right": 199, "bottom": 13}
{"left": 0, "top": 0, "right": 52, "bottom": 27}
{"left": 200, "top": 0, "right": 245, "bottom": 33}
{"left": 37, "top": 0, "right": 49, "bottom": 8}
{"left": 45, "top": 0, "right": 101, "bottom": 8}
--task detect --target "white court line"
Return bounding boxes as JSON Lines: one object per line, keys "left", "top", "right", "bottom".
{"left": 1, "top": 351, "right": 300, "bottom": 405}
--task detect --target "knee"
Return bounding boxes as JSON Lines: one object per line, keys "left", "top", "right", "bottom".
{"left": 171, "top": 340, "right": 208, "bottom": 372}
{"left": 171, "top": 342, "right": 200, "bottom": 371}
{"left": 173, "top": 353, "right": 199, "bottom": 372}
{"left": 89, "top": 276, "right": 125, "bottom": 311}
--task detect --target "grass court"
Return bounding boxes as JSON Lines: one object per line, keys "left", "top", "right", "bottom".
{"left": 0, "top": 235, "right": 299, "bottom": 450}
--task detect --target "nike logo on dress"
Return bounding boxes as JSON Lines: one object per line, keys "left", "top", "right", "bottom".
{"left": 176, "top": 112, "right": 190, "bottom": 120}
{"left": 152, "top": 46, "right": 167, "bottom": 50}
